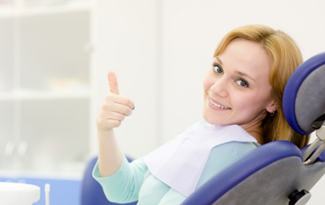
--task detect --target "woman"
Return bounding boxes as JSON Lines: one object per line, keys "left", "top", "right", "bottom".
{"left": 93, "top": 24, "right": 309, "bottom": 205}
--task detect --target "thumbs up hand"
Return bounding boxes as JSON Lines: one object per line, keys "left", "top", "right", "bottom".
{"left": 97, "top": 72, "right": 135, "bottom": 132}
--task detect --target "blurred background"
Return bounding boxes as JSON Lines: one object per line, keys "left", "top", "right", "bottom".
{"left": 0, "top": 0, "right": 324, "bottom": 204}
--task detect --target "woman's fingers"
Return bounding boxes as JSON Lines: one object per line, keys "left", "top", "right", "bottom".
{"left": 102, "top": 103, "right": 133, "bottom": 117}
{"left": 106, "top": 94, "right": 135, "bottom": 110}
{"left": 108, "top": 72, "right": 119, "bottom": 95}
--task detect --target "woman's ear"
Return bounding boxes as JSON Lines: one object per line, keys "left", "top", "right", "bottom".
{"left": 266, "top": 99, "right": 277, "bottom": 113}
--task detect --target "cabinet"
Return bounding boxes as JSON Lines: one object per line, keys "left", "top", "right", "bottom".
{"left": 0, "top": 0, "right": 93, "bottom": 178}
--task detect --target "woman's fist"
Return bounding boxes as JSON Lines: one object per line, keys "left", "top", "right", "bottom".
{"left": 97, "top": 72, "right": 135, "bottom": 132}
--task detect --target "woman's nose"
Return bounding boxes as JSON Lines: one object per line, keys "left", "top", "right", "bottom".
{"left": 210, "top": 78, "right": 228, "bottom": 98}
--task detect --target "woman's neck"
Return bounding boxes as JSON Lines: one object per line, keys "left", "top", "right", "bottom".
{"left": 241, "top": 111, "right": 267, "bottom": 144}
{"left": 246, "top": 127, "right": 263, "bottom": 144}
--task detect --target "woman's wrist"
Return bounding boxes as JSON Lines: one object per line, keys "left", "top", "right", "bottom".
{"left": 97, "top": 127, "right": 115, "bottom": 139}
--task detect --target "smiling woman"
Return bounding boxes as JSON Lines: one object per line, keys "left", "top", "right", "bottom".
{"left": 207, "top": 25, "right": 308, "bottom": 146}
{"left": 92, "top": 24, "right": 309, "bottom": 205}
{"left": 203, "top": 39, "right": 276, "bottom": 144}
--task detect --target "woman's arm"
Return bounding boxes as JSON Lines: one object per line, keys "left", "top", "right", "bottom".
{"left": 93, "top": 157, "right": 148, "bottom": 203}
{"left": 96, "top": 72, "right": 135, "bottom": 177}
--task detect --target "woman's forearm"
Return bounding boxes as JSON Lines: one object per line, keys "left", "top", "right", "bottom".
{"left": 97, "top": 129, "right": 124, "bottom": 177}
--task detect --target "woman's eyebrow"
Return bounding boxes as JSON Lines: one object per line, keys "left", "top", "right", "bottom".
{"left": 215, "top": 56, "right": 223, "bottom": 65}
{"left": 234, "top": 71, "right": 255, "bottom": 81}
{"left": 215, "top": 56, "right": 255, "bottom": 82}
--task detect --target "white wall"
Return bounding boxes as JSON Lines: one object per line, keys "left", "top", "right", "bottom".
{"left": 94, "top": 0, "right": 325, "bottom": 203}
{"left": 93, "top": 0, "right": 161, "bottom": 157}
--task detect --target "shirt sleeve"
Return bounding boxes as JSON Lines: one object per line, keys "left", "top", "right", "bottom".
{"left": 92, "top": 156, "right": 148, "bottom": 203}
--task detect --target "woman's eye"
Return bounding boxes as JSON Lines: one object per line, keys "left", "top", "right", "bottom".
{"left": 236, "top": 79, "right": 249, "bottom": 88}
{"left": 213, "top": 64, "right": 223, "bottom": 74}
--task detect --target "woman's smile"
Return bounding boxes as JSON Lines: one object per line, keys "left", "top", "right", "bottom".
{"left": 207, "top": 97, "right": 231, "bottom": 111}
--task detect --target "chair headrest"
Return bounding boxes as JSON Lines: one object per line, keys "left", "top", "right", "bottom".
{"left": 283, "top": 52, "right": 325, "bottom": 135}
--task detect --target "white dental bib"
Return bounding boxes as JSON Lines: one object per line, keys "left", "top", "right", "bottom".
{"left": 142, "top": 120, "right": 257, "bottom": 197}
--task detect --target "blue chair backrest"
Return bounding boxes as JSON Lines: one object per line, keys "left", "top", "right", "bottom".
{"left": 181, "top": 141, "right": 325, "bottom": 205}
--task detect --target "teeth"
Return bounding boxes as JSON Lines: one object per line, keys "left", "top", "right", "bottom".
{"left": 209, "top": 98, "right": 230, "bottom": 110}
{"left": 215, "top": 103, "right": 227, "bottom": 109}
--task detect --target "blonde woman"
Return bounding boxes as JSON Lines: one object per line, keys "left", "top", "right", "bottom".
{"left": 93, "top": 24, "right": 309, "bottom": 205}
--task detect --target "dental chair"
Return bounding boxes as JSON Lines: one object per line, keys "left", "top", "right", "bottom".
{"left": 81, "top": 52, "right": 325, "bottom": 205}
{"left": 182, "top": 52, "right": 325, "bottom": 205}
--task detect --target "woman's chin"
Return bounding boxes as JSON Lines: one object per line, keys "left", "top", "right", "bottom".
{"left": 203, "top": 113, "right": 228, "bottom": 126}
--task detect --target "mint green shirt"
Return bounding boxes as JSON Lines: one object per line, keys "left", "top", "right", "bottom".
{"left": 93, "top": 142, "right": 258, "bottom": 205}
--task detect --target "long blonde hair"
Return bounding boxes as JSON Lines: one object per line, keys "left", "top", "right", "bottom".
{"left": 214, "top": 25, "right": 308, "bottom": 148}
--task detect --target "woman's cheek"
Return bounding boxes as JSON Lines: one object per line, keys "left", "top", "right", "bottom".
{"left": 203, "top": 76, "right": 214, "bottom": 92}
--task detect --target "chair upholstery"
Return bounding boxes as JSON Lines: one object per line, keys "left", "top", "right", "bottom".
{"left": 181, "top": 141, "right": 325, "bottom": 205}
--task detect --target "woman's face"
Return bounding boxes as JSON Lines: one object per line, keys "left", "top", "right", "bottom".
{"left": 203, "top": 38, "right": 276, "bottom": 130}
